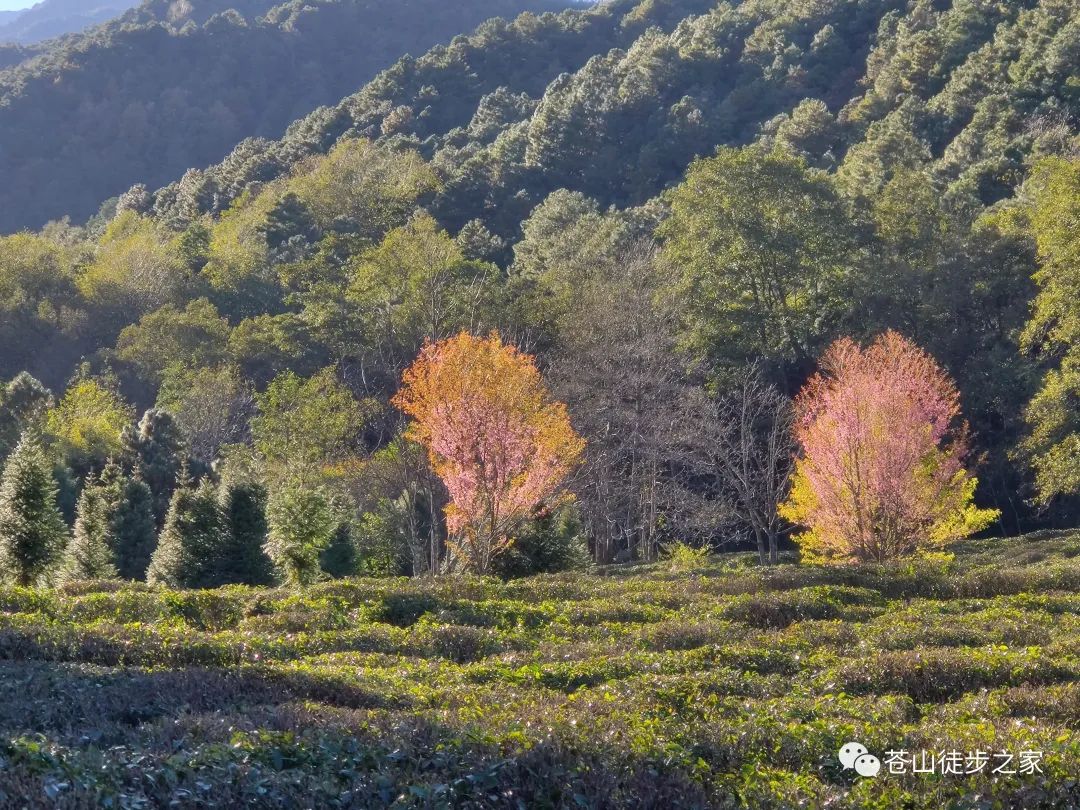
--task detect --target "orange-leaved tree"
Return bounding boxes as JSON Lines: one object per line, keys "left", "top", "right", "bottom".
{"left": 779, "top": 331, "right": 998, "bottom": 563}
{"left": 393, "top": 332, "right": 584, "bottom": 574}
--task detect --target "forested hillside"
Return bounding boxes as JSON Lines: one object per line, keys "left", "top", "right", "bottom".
{"left": 0, "top": 0, "right": 1077, "bottom": 584}
{"left": 0, "top": 0, "right": 575, "bottom": 231}
{"left": 149, "top": 0, "right": 1078, "bottom": 226}
{"left": 1, "top": 2, "right": 1079, "bottom": 804}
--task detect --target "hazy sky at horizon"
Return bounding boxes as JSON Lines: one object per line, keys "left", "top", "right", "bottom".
{"left": 0, "top": 0, "right": 33, "bottom": 12}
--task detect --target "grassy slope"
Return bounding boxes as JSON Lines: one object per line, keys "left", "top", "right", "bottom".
{"left": 1, "top": 534, "right": 1079, "bottom": 807}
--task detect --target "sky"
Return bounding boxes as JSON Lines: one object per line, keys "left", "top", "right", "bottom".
{"left": 0, "top": 0, "right": 32, "bottom": 12}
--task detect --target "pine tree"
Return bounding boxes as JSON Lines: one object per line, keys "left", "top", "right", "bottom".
{"left": 105, "top": 462, "right": 157, "bottom": 581}
{"left": 0, "top": 373, "right": 52, "bottom": 462}
{"left": 218, "top": 479, "right": 274, "bottom": 586}
{"left": 0, "top": 432, "right": 68, "bottom": 586}
{"left": 260, "top": 192, "right": 318, "bottom": 252}
{"left": 182, "top": 479, "right": 226, "bottom": 588}
{"left": 122, "top": 409, "right": 186, "bottom": 526}
{"left": 60, "top": 475, "right": 119, "bottom": 583}
{"left": 146, "top": 471, "right": 226, "bottom": 588}
{"left": 455, "top": 219, "right": 505, "bottom": 263}
{"left": 320, "top": 519, "right": 359, "bottom": 579}
{"left": 265, "top": 483, "right": 335, "bottom": 585}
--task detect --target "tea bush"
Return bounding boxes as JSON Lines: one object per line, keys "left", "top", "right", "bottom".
{"left": 0, "top": 532, "right": 1078, "bottom": 807}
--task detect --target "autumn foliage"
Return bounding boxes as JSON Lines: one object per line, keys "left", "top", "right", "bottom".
{"left": 394, "top": 332, "right": 584, "bottom": 573}
{"left": 780, "top": 331, "right": 998, "bottom": 563}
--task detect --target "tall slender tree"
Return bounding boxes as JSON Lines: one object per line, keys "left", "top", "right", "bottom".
{"left": 218, "top": 478, "right": 274, "bottom": 586}
{"left": 1020, "top": 157, "right": 1080, "bottom": 505}
{"left": 0, "top": 432, "right": 67, "bottom": 586}
{"left": 703, "top": 365, "right": 796, "bottom": 566}
{"left": 146, "top": 470, "right": 226, "bottom": 588}
{"left": 103, "top": 461, "right": 157, "bottom": 581}
{"left": 60, "top": 474, "right": 119, "bottom": 583}
{"left": 0, "top": 373, "right": 52, "bottom": 462}
{"left": 122, "top": 409, "right": 186, "bottom": 525}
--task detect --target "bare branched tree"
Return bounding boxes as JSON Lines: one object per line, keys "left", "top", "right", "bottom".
{"left": 165, "top": 366, "right": 254, "bottom": 465}
{"left": 549, "top": 240, "right": 713, "bottom": 563}
{"left": 702, "top": 364, "right": 796, "bottom": 565}
{"left": 339, "top": 436, "right": 444, "bottom": 577}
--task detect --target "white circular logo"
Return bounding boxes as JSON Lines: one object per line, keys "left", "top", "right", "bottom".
{"left": 839, "top": 742, "right": 868, "bottom": 769}
{"left": 854, "top": 753, "right": 881, "bottom": 777}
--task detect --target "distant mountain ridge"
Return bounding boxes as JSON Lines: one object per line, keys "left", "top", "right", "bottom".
{"left": 0, "top": 0, "right": 575, "bottom": 232}
{"left": 0, "top": 0, "right": 138, "bottom": 43}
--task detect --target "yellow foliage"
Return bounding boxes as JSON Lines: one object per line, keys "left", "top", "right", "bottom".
{"left": 394, "top": 332, "right": 583, "bottom": 573}
{"left": 289, "top": 138, "right": 439, "bottom": 234}
{"left": 78, "top": 212, "right": 185, "bottom": 312}
{"left": 45, "top": 379, "right": 133, "bottom": 467}
{"left": 0, "top": 233, "right": 74, "bottom": 304}
{"left": 783, "top": 457, "right": 998, "bottom": 565}
{"left": 203, "top": 189, "right": 279, "bottom": 293}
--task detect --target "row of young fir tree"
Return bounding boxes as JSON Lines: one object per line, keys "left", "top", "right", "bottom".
{"left": 0, "top": 430, "right": 348, "bottom": 588}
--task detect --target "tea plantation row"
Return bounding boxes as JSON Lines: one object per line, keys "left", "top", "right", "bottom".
{"left": 0, "top": 533, "right": 1078, "bottom": 807}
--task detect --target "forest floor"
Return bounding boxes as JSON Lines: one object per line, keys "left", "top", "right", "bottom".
{"left": 0, "top": 534, "right": 1078, "bottom": 807}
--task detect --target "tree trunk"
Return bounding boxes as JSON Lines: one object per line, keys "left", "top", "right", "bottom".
{"left": 768, "top": 530, "right": 778, "bottom": 565}
{"left": 424, "top": 479, "right": 439, "bottom": 577}
{"left": 754, "top": 526, "right": 766, "bottom": 566}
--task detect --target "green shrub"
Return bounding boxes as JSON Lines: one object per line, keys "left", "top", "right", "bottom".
{"left": 721, "top": 585, "right": 884, "bottom": 629}
{"left": 831, "top": 647, "right": 1078, "bottom": 701}
{"left": 413, "top": 622, "right": 505, "bottom": 663}
{"left": 374, "top": 591, "right": 442, "bottom": 626}
{"left": 492, "top": 504, "right": 591, "bottom": 579}
{"left": 662, "top": 540, "right": 711, "bottom": 572}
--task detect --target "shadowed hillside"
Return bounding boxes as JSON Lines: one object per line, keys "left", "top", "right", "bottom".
{"left": 0, "top": 0, "right": 576, "bottom": 231}
{"left": 0, "top": 0, "right": 138, "bottom": 45}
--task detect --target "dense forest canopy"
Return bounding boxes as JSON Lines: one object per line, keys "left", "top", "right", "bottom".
{"left": 0, "top": 0, "right": 1077, "bottom": 579}
{"left": 0, "top": 0, "right": 576, "bottom": 231}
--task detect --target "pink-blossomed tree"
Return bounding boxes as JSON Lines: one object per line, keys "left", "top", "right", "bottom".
{"left": 394, "top": 332, "right": 584, "bottom": 574}
{"left": 780, "top": 331, "right": 998, "bottom": 563}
